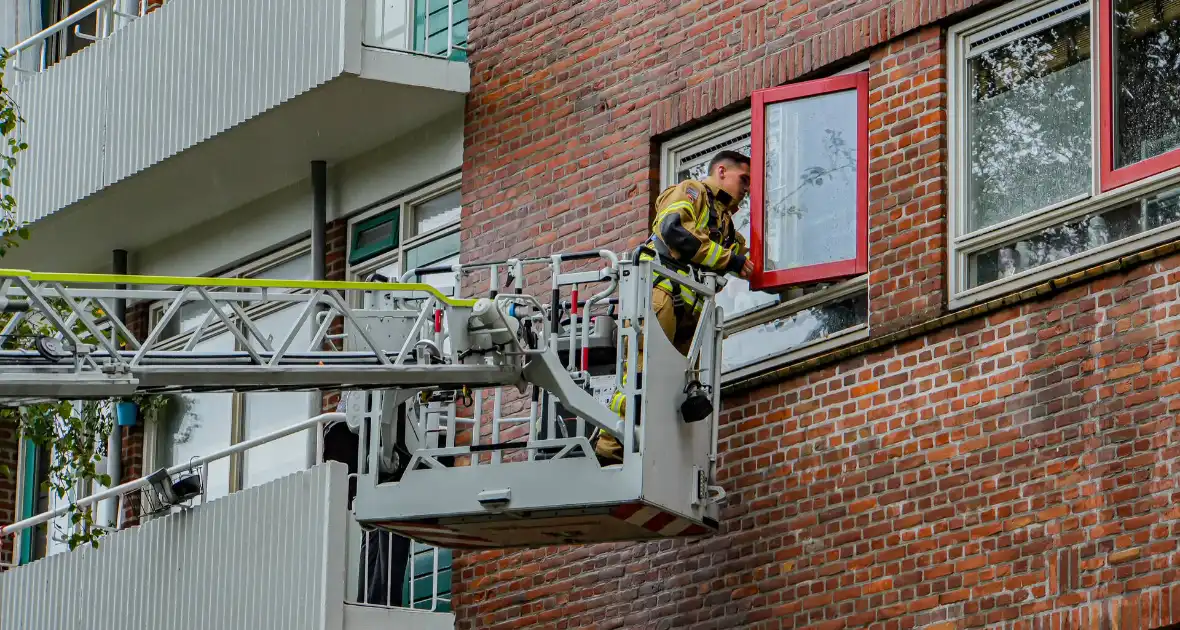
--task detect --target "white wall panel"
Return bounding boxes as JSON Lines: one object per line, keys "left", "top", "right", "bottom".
{"left": 0, "top": 462, "right": 349, "bottom": 630}
{"left": 9, "top": 0, "right": 349, "bottom": 224}
{"left": 135, "top": 110, "right": 463, "bottom": 278}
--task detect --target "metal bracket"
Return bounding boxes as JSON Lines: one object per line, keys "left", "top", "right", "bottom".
{"left": 73, "top": 23, "right": 99, "bottom": 41}
{"left": 691, "top": 466, "right": 706, "bottom": 507}
{"left": 477, "top": 488, "right": 511, "bottom": 509}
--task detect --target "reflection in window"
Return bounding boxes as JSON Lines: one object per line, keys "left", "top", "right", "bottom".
{"left": 1113, "top": 0, "right": 1180, "bottom": 169}
{"left": 406, "top": 232, "right": 461, "bottom": 297}
{"left": 967, "top": 11, "right": 1092, "bottom": 230}
{"left": 970, "top": 183, "right": 1180, "bottom": 285}
{"left": 242, "top": 306, "right": 316, "bottom": 489}
{"left": 156, "top": 333, "right": 236, "bottom": 503}
{"left": 413, "top": 189, "right": 462, "bottom": 237}
{"left": 356, "top": 221, "right": 396, "bottom": 251}
{"left": 722, "top": 292, "right": 868, "bottom": 372}
{"left": 674, "top": 134, "right": 781, "bottom": 320}
{"left": 762, "top": 89, "right": 859, "bottom": 271}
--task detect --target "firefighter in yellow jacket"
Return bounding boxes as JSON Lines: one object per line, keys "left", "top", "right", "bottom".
{"left": 595, "top": 150, "right": 754, "bottom": 465}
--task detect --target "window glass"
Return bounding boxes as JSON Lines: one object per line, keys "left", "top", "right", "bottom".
{"left": 413, "top": 189, "right": 462, "bottom": 237}
{"left": 251, "top": 254, "right": 311, "bottom": 282}
{"left": 355, "top": 221, "right": 397, "bottom": 252}
{"left": 242, "top": 306, "right": 315, "bottom": 489}
{"left": 156, "top": 332, "right": 236, "bottom": 502}
{"left": 967, "top": 12, "right": 1092, "bottom": 230}
{"left": 365, "top": 0, "right": 410, "bottom": 49}
{"left": 361, "top": 259, "right": 403, "bottom": 310}
{"left": 722, "top": 292, "right": 868, "bottom": 372}
{"left": 762, "top": 89, "right": 860, "bottom": 271}
{"left": 176, "top": 301, "right": 214, "bottom": 333}
{"left": 1112, "top": 0, "right": 1180, "bottom": 170}
{"left": 969, "top": 181, "right": 1180, "bottom": 285}
{"left": 246, "top": 252, "right": 312, "bottom": 295}
{"left": 405, "top": 232, "right": 460, "bottom": 297}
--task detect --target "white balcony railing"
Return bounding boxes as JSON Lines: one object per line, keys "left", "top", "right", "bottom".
{"left": 364, "top": 0, "right": 467, "bottom": 60}
{"left": 5, "top": 0, "right": 160, "bottom": 73}
{"left": 0, "top": 412, "right": 453, "bottom": 619}
{"left": 6, "top": 0, "right": 468, "bottom": 75}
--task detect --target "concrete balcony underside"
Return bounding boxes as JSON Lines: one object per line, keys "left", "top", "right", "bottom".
{"left": 6, "top": 0, "right": 468, "bottom": 272}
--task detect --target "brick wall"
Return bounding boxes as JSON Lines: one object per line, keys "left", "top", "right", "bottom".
{"left": 0, "top": 417, "right": 17, "bottom": 529}
{"left": 453, "top": 249, "right": 1180, "bottom": 630}
{"left": 455, "top": 0, "right": 1180, "bottom": 627}
{"left": 118, "top": 302, "right": 150, "bottom": 526}
{"left": 460, "top": 0, "right": 970, "bottom": 336}
{"left": 868, "top": 28, "right": 946, "bottom": 335}
{"left": 321, "top": 218, "right": 348, "bottom": 414}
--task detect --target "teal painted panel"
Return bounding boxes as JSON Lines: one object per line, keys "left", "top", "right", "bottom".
{"left": 413, "top": 0, "right": 466, "bottom": 60}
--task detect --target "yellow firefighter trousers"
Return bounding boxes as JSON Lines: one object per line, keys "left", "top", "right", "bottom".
{"left": 595, "top": 286, "right": 699, "bottom": 464}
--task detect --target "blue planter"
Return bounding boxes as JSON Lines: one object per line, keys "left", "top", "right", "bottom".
{"left": 116, "top": 401, "right": 138, "bottom": 427}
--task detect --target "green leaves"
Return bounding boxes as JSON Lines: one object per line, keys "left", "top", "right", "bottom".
{"left": 0, "top": 45, "right": 128, "bottom": 552}
{"left": 0, "top": 46, "right": 28, "bottom": 260}
{"left": 0, "top": 300, "right": 170, "bottom": 550}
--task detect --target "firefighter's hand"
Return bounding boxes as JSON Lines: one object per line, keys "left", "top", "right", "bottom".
{"left": 740, "top": 258, "right": 754, "bottom": 278}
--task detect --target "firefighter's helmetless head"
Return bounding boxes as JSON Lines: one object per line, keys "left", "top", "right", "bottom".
{"left": 707, "top": 150, "right": 751, "bottom": 209}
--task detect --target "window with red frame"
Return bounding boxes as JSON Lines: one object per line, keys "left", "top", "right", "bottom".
{"left": 949, "top": 0, "right": 1180, "bottom": 298}
{"left": 1099, "top": 0, "right": 1180, "bottom": 191}
{"left": 748, "top": 73, "right": 869, "bottom": 292}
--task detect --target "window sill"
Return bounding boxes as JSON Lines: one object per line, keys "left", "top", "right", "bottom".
{"left": 721, "top": 324, "right": 870, "bottom": 386}
{"left": 949, "top": 216, "right": 1180, "bottom": 310}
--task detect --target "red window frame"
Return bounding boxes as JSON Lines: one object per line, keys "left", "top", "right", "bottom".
{"left": 748, "top": 72, "right": 869, "bottom": 292}
{"left": 1098, "top": 0, "right": 1180, "bottom": 191}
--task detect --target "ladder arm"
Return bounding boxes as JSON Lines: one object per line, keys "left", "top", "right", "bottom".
{"left": 0, "top": 269, "right": 520, "bottom": 403}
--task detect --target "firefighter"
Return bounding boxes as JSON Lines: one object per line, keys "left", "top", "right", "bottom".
{"left": 595, "top": 150, "right": 755, "bottom": 465}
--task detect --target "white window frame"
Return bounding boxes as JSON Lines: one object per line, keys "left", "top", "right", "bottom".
{"left": 345, "top": 173, "right": 462, "bottom": 302}
{"left": 658, "top": 64, "right": 872, "bottom": 383}
{"left": 344, "top": 175, "right": 460, "bottom": 607}
{"left": 143, "top": 239, "right": 318, "bottom": 498}
{"left": 146, "top": 240, "right": 314, "bottom": 346}
{"left": 947, "top": 0, "right": 1180, "bottom": 309}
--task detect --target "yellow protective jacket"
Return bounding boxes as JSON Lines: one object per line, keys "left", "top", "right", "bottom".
{"left": 645, "top": 179, "right": 749, "bottom": 310}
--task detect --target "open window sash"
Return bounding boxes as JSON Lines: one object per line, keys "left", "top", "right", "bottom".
{"left": 749, "top": 73, "right": 869, "bottom": 291}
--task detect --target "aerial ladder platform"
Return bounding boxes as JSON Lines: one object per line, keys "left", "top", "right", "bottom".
{"left": 0, "top": 247, "right": 729, "bottom": 549}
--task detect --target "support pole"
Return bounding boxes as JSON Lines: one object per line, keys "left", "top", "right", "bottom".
{"left": 309, "top": 161, "right": 327, "bottom": 471}
{"left": 311, "top": 161, "right": 327, "bottom": 282}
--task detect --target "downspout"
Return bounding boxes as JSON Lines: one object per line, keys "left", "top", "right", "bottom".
{"left": 310, "top": 161, "right": 327, "bottom": 467}
{"left": 106, "top": 249, "right": 127, "bottom": 528}
{"left": 312, "top": 161, "right": 327, "bottom": 282}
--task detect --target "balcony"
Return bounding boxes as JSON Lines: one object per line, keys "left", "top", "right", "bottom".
{"left": 0, "top": 451, "right": 455, "bottom": 629}
{"left": 3, "top": 0, "right": 468, "bottom": 271}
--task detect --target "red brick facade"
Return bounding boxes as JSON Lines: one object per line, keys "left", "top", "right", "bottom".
{"left": 321, "top": 218, "right": 349, "bottom": 414}
{"left": 867, "top": 29, "right": 945, "bottom": 336}
{"left": 455, "top": 0, "right": 1180, "bottom": 628}
{"left": 453, "top": 252, "right": 1180, "bottom": 630}
{"left": 0, "top": 418, "right": 18, "bottom": 529}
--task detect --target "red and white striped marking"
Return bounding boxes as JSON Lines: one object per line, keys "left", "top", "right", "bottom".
{"left": 370, "top": 521, "right": 500, "bottom": 548}
{"left": 610, "top": 503, "right": 711, "bottom": 537}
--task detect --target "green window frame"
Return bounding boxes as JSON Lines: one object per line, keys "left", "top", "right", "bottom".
{"left": 414, "top": 0, "right": 467, "bottom": 61}
{"left": 402, "top": 542, "right": 452, "bottom": 612}
{"left": 348, "top": 209, "right": 400, "bottom": 266}
{"left": 18, "top": 438, "right": 49, "bottom": 565}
